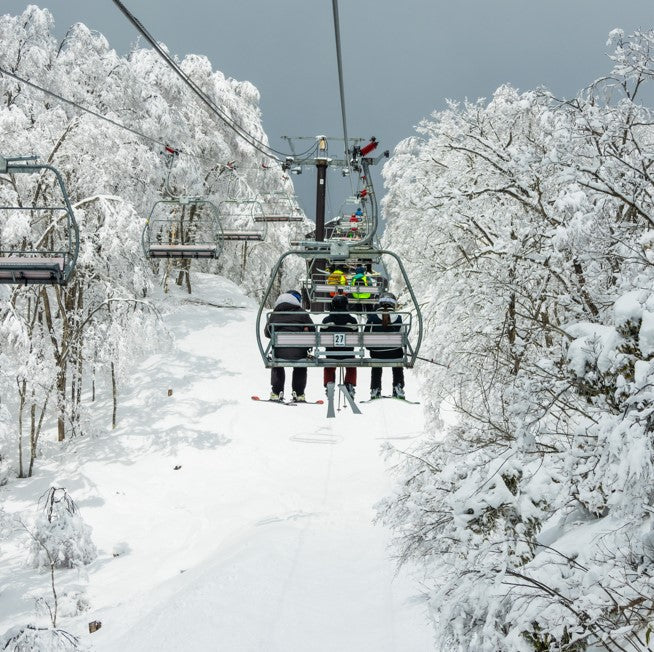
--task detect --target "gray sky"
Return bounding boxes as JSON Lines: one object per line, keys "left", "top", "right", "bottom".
{"left": 3, "top": 1, "right": 653, "bottom": 217}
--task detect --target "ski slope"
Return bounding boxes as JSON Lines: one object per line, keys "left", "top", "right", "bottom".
{"left": 0, "top": 274, "right": 433, "bottom": 651}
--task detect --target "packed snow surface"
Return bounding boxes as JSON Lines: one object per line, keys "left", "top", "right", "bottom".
{"left": 0, "top": 274, "right": 432, "bottom": 651}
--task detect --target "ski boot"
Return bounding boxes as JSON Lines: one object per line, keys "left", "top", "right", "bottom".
{"left": 393, "top": 384, "right": 406, "bottom": 400}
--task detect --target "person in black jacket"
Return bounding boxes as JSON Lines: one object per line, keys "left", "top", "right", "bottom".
{"left": 365, "top": 293, "right": 405, "bottom": 399}
{"left": 264, "top": 290, "right": 314, "bottom": 402}
{"left": 321, "top": 293, "right": 358, "bottom": 397}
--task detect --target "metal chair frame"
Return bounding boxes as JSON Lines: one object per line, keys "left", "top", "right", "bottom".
{"left": 0, "top": 156, "right": 79, "bottom": 285}
{"left": 262, "top": 312, "right": 413, "bottom": 368}
{"left": 218, "top": 198, "right": 267, "bottom": 241}
{"left": 330, "top": 195, "right": 370, "bottom": 241}
{"left": 256, "top": 246, "right": 423, "bottom": 369}
{"left": 142, "top": 197, "right": 224, "bottom": 259}
{"left": 257, "top": 191, "right": 304, "bottom": 223}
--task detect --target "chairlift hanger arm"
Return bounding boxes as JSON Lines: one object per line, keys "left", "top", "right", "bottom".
{"left": 369, "top": 151, "right": 390, "bottom": 165}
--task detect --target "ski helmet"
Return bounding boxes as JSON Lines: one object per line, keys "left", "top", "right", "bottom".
{"left": 378, "top": 292, "right": 397, "bottom": 309}
{"left": 331, "top": 294, "right": 349, "bottom": 311}
{"left": 287, "top": 290, "right": 302, "bottom": 302}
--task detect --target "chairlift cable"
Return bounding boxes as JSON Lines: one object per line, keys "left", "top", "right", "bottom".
{"left": 110, "top": 0, "right": 273, "bottom": 158}
{"left": 0, "top": 66, "right": 166, "bottom": 151}
{"left": 0, "top": 65, "right": 225, "bottom": 167}
{"left": 331, "top": 0, "right": 350, "bottom": 163}
{"left": 110, "top": 0, "right": 301, "bottom": 163}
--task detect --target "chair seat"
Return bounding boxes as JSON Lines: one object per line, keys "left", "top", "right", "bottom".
{"left": 0, "top": 256, "right": 66, "bottom": 283}
{"left": 222, "top": 231, "right": 264, "bottom": 241}
{"left": 148, "top": 244, "right": 217, "bottom": 259}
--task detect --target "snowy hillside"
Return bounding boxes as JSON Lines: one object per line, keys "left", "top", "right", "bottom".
{"left": 0, "top": 274, "right": 433, "bottom": 651}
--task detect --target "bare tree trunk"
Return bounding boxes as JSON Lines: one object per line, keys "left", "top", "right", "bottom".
{"left": 163, "top": 261, "right": 171, "bottom": 294}
{"left": 41, "top": 286, "right": 68, "bottom": 442}
{"left": 17, "top": 379, "right": 26, "bottom": 478}
{"left": 29, "top": 400, "right": 36, "bottom": 468}
{"left": 111, "top": 361, "right": 117, "bottom": 430}
{"left": 29, "top": 392, "right": 51, "bottom": 477}
{"left": 56, "top": 367, "right": 66, "bottom": 442}
{"left": 573, "top": 259, "right": 599, "bottom": 318}
{"left": 70, "top": 282, "right": 84, "bottom": 436}
{"left": 507, "top": 292, "right": 520, "bottom": 375}
{"left": 175, "top": 261, "right": 192, "bottom": 294}
{"left": 241, "top": 243, "right": 248, "bottom": 282}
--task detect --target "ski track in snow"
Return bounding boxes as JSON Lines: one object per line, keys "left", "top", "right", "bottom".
{"left": 0, "top": 274, "right": 433, "bottom": 652}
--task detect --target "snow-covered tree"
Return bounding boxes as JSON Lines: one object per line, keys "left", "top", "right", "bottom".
{"left": 28, "top": 487, "right": 96, "bottom": 570}
{"left": 380, "top": 29, "right": 654, "bottom": 650}
{"left": 0, "top": 7, "right": 306, "bottom": 472}
{"left": 0, "top": 624, "right": 87, "bottom": 652}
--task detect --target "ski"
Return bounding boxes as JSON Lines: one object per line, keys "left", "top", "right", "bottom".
{"left": 337, "top": 384, "right": 362, "bottom": 415}
{"left": 382, "top": 395, "right": 420, "bottom": 404}
{"left": 251, "top": 396, "right": 324, "bottom": 406}
{"left": 326, "top": 382, "right": 336, "bottom": 418}
{"left": 360, "top": 396, "right": 420, "bottom": 405}
{"left": 251, "top": 396, "right": 297, "bottom": 406}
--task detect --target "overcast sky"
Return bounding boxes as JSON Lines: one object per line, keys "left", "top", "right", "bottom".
{"left": 3, "top": 1, "right": 654, "bottom": 217}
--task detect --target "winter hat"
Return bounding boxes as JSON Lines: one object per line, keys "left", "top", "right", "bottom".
{"left": 275, "top": 292, "right": 301, "bottom": 308}
{"left": 287, "top": 290, "right": 302, "bottom": 302}
{"left": 378, "top": 293, "right": 397, "bottom": 309}
{"left": 355, "top": 265, "right": 366, "bottom": 275}
{"left": 331, "top": 294, "right": 349, "bottom": 311}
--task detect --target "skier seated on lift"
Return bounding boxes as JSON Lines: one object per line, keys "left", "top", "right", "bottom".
{"left": 264, "top": 290, "right": 314, "bottom": 403}
{"left": 326, "top": 266, "right": 347, "bottom": 296}
{"left": 346, "top": 224, "right": 360, "bottom": 239}
{"left": 321, "top": 293, "right": 358, "bottom": 398}
{"left": 365, "top": 292, "right": 406, "bottom": 400}
{"left": 350, "top": 264, "right": 371, "bottom": 312}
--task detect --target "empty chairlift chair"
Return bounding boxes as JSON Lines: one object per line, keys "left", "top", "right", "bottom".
{"left": 0, "top": 156, "right": 79, "bottom": 285}
{"left": 218, "top": 198, "right": 267, "bottom": 241}
{"left": 257, "top": 191, "right": 305, "bottom": 223}
{"left": 143, "top": 197, "right": 223, "bottom": 259}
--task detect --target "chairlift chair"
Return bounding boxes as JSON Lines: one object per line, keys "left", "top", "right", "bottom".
{"left": 143, "top": 197, "right": 223, "bottom": 259}
{"left": 0, "top": 156, "right": 79, "bottom": 285}
{"left": 218, "top": 198, "right": 267, "bottom": 241}
{"left": 225, "top": 168, "right": 251, "bottom": 201}
{"left": 257, "top": 191, "right": 304, "bottom": 223}
{"left": 256, "top": 245, "right": 423, "bottom": 369}
{"left": 329, "top": 196, "right": 370, "bottom": 241}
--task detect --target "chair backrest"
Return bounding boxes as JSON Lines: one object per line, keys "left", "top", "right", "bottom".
{"left": 264, "top": 315, "right": 411, "bottom": 367}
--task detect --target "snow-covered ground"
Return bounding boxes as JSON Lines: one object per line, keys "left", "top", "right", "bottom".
{"left": 0, "top": 274, "right": 433, "bottom": 651}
